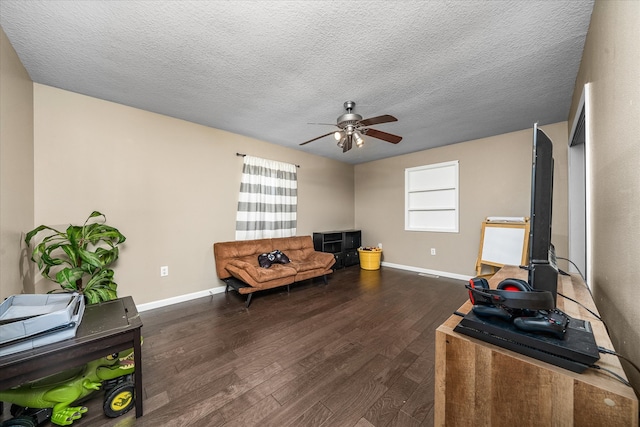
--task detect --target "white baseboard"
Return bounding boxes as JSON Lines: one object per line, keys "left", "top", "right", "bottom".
{"left": 381, "top": 261, "right": 472, "bottom": 282}
{"left": 136, "top": 285, "right": 227, "bottom": 312}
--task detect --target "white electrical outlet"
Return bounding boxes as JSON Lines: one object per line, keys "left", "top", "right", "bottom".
{"left": 378, "top": 243, "right": 382, "bottom": 249}
{"left": 160, "top": 266, "right": 169, "bottom": 277}
{"left": 430, "top": 248, "right": 436, "bottom": 255}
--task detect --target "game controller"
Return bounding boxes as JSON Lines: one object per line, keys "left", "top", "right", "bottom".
{"left": 274, "top": 250, "right": 290, "bottom": 264}
{"left": 471, "top": 304, "right": 514, "bottom": 321}
{"left": 258, "top": 250, "right": 291, "bottom": 268}
{"left": 512, "top": 309, "right": 569, "bottom": 339}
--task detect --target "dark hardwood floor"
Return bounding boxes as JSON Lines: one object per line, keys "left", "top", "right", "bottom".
{"left": 6, "top": 266, "right": 469, "bottom": 427}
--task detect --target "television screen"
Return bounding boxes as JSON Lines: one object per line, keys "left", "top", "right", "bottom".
{"left": 528, "top": 124, "right": 559, "bottom": 303}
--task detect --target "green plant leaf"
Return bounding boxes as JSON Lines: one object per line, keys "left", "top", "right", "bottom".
{"left": 85, "top": 268, "right": 114, "bottom": 286}
{"left": 78, "top": 248, "right": 104, "bottom": 268}
{"left": 31, "top": 242, "right": 47, "bottom": 265}
{"left": 84, "top": 291, "right": 100, "bottom": 305}
{"left": 25, "top": 224, "right": 63, "bottom": 245}
{"left": 66, "top": 225, "right": 82, "bottom": 248}
{"left": 60, "top": 244, "right": 79, "bottom": 266}
{"left": 86, "top": 228, "right": 127, "bottom": 245}
{"left": 92, "top": 287, "right": 117, "bottom": 302}
{"left": 94, "top": 246, "right": 119, "bottom": 266}
{"left": 56, "top": 268, "right": 84, "bottom": 290}
{"left": 84, "top": 268, "right": 118, "bottom": 303}
{"left": 87, "top": 211, "right": 106, "bottom": 222}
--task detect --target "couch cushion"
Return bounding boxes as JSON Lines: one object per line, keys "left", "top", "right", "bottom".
{"left": 214, "top": 238, "right": 274, "bottom": 279}
{"left": 225, "top": 259, "right": 297, "bottom": 288}
{"left": 272, "top": 236, "right": 315, "bottom": 259}
{"left": 288, "top": 251, "right": 336, "bottom": 272}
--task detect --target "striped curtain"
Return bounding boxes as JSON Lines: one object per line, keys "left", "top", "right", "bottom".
{"left": 235, "top": 156, "right": 297, "bottom": 240}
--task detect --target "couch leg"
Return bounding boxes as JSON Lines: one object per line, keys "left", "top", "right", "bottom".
{"left": 245, "top": 293, "right": 253, "bottom": 308}
{"left": 287, "top": 284, "right": 290, "bottom": 293}
{"left": 323, "top": 275, "right": 328, "bottom": 285}
{"left": 225, "top": 283, "right": 230, "bottom": 293}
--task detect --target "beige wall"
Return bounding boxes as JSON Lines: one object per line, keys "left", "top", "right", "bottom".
{"left": 569, "top": 0, "right": 640, "bottom": 394}
{"left": 30, "top": 84, "right": 354, "bottom": 304}
{"left": 10, "top": 75, "right": 572, "bottom": 306}
{"left": 0, "top": 27, "right": 34, "bottom": 297}
{"left": 355, "top": 123, "right": 569, "bottom": 277}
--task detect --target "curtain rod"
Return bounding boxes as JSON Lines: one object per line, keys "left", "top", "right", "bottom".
{"left": 236, "top": 152, "right": 300, "bottom": 168}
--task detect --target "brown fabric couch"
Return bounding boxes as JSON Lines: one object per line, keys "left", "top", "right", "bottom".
{"left": 213, "top": 235, "right": 336, "bottom": 306}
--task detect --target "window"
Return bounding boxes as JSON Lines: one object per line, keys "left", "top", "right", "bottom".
{"left": 235, "top": 156, "right": 297, "bottom": 240}
{"left": 405, "top": 160, "right": 459, "bottom": 232}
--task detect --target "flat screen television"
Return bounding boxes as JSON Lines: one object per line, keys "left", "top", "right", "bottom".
{"left": 528, "top": 124, "right": 559, "bottom": 303}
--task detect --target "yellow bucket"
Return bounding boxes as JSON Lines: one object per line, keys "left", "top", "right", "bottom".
{"left": 358, "top": 249, "right": 382, "bottom": 270}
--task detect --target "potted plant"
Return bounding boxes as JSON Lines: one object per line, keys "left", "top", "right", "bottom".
{"left": 25, "top": 211, "right": 126, "bottom": 304}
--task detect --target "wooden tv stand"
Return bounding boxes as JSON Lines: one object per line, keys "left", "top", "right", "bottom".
{"left": 435, "top": 266, "right": 638, "bottom": 426}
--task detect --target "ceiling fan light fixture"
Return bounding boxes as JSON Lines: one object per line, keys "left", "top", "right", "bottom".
{"left": 337, "top": 136, "right": 346, "bottom": 148}
{"left": 354, "top": 131, "right": 365, "bottom": 148}
{"left": 346, "top": 125, "right": 355, "bottom": 136}
{"left": 333, "top": 131, "right": 343, "bottom": 141}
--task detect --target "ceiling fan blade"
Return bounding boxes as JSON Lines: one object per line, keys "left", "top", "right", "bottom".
{"left": 300, "top": 131, "right": 335, "bottom": 146}
{"left": 359, "top": 114, "right": 398, "bottom": 127}
{"left": 363, "top": 128, "right": 403, "bottom": 144}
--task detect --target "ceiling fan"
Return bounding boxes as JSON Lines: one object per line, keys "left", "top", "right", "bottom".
{"left": 300, "top": 101, "right": 402, "bottom": 153}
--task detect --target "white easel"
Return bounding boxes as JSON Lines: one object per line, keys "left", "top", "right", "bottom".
{"left": 475, "top": 217, "right": 530, "bottom": 277}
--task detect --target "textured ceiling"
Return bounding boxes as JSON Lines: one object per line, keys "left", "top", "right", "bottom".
{"left": 0, "top": 1, "right": 594, "bottom": 164}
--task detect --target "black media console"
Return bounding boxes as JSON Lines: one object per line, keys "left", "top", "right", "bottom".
{"left": 313, "top": 230, "right": 361, "bottom": 269}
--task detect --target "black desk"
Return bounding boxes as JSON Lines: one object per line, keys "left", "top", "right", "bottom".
{"left": 0, "top": 296, "right": 143, "bottom": 418}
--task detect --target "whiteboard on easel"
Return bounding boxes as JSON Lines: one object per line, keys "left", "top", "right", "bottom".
{"left": 477, "top": 219, "right": 530, "bottom": 269}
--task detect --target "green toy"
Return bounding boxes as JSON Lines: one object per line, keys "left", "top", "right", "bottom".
{"left": 0, "top": 348, "right": 135, "bottom": 426}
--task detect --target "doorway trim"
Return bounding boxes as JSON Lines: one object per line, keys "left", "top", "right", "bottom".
{"left": 568, "top": 83, "right": 592, "bottom": 285}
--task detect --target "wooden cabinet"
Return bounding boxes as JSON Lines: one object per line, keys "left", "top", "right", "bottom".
{"left": 434, "top": 266, "right": 638, "bottom": 426}
{"left": 313, "top": 230, "right": 361, "bottom": 269}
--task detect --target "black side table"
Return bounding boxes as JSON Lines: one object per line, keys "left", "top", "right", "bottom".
{"left": 0, "top": 296, "right": 144, "bottom": 418}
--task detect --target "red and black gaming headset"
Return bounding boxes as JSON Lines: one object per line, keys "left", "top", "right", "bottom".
{"left": 466, "top": 277, "right": 554, "bottom": 311}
